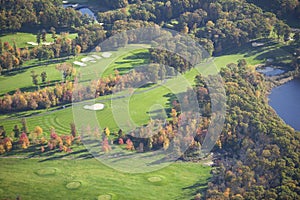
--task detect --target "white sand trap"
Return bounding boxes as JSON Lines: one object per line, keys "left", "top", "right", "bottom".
{"left": 252, "top": 42, "right": 264, "bottom": 47}
{"left": 42, "top": 42, "right": 53, "bottom": 46}
{"left": 81, "top": 57, "right": 95, "bottom": 62}
{"left": 203, "top": 161, "right": 213, "bottom": 166}
{"left": 27, "top": 42, "right": 53, "bottom": 46}
{"left": 84, "top": 103, "right": 105, "bottom": 111}
{"left": 102, "top": 52, "right": 112, "bottom": 58}
{"left": 27, "top": 42, "right": 38, "bottom": 46}
{"left": 266, "top": 58, "right": 274, "bottom": 62}
{"left": 73, "top": 61, "right": 87, "bottom": 67}
{"left": 91, "top": 55, "right": 102, "bottom": 59}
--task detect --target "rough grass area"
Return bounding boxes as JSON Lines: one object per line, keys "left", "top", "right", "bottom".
{"left": 0, "top": 158, "right": 211, "bottom": 200}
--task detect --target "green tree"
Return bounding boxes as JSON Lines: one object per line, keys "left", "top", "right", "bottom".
{"left": 31, "top": 71, "right": 39, "bottom": 86}
{"left": 36, "top": 31, "right": 41, "bottom": 45}
{"left": 41, "top": 29, "right": 47, "bottom": 42}
{"left": 41, "top": 71, "right": 47, "bottom": 84}
{"left": 21, "top": 118, "right": 29, "bottom": 134}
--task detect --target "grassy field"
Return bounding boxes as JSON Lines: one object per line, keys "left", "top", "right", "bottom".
{"left": 0, "top": 32, "right": 77, "bottom": 48}
{"left": 0, "top": 158, "right": 211, "bottom": 200}
{"left": 0, "top": 45, "right": 149, "bottom": 96}
{"left": 0, "top": 36, "right": 293, "bottom": 199}
{"left": 0, "top": 39, "right": 293, "bottom": 135}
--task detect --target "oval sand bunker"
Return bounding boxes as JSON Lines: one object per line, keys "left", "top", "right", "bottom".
{"left": 83, "top": 103, "right": 105, "bottom": 111}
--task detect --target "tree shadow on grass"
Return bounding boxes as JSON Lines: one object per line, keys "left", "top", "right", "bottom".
{"left": 1, "top": 57, "right": 69, "bottom": 77}
{"left": 38, "top": 148, "right": 89, "bottom": 162}
{"left": 182, "top": 178, "right": 211, "bottom": 199}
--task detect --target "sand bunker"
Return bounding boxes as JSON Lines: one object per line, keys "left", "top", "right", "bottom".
{"left": 84, "top": 103, "right": 105, "bottom": 111}
{"left": 27, "top": 42, "right": 38, "bottom": 46}
{"left": 27, "top": 42, "right": 53, "bottom": 46}
{"left": 73, "top": 61, "right": 87, "bottom": 67}
{"left": 252, "top": 42, "right": 264, "bottom": 47}
{"left": 102, "top": 52, "right": 112, "bottom": 58}
{"left": 81, "top": 56, "right": 95, "bottom": 62}
{"left": 91, "top": 55, "right": 102, "bottom": 59}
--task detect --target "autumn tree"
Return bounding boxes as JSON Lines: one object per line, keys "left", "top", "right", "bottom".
{"left": 126, "top": 139, "right": 135, "bottom": 150}
{"left": 104, "top": 127, "right": 110, "bottom": 137}
{"left": 56, "top": 62, "right": 76, "bottom": 82}
{"left": 74, "top": 45, "right": 81, "bottom": 58}
{"left": 34, "top": 126, "right": 43, "bottom": 136}
{"left": 102, "top": 137, "right": 111, "bottom": 153}
{"left": 19, "top": 132, "right": 30, "bottom": 149}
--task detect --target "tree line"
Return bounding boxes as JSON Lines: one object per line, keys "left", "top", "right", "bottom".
{"left": 0, "top": 24, "right": 106, "bottom": 73}
{"left": 96, "top": 0, "right": 293, "bottom": 56}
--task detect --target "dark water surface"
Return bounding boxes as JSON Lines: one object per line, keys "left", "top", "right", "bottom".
{"left": 63, "top": 4, "right": 97, "bottom": 21}
{"left": 269, "top": 78, "right": 300, "bottom": 130}
{"left": 256, "top": 66, "right": 285, "bottom": 76}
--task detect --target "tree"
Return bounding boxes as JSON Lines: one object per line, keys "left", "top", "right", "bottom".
{"left": 95, "top": 46, "right": 101, "bottom": 52}
{"left": 101, "top": 137, "right": 111, "bottom": 152}
{"left": 70, "top": 123, "right": 76, "bottom": 137}
{"left": 74, "top": 45, "right": 81, "bottom": 58}
{"left": 126, "top": 139, "right": 134, "bottom": 150}
{"left": 36, "top": 31, "right": 41, "bottom": 45}
{"left": 41, "top": 71, "right": 47, "bottom": 84}
{"left": 104, "top": 127, "right": 110, "bottom": 137}
{"left": 0, "top": 39, "right": 3, "bottom": 55}
{"left": 33, "top": 126, "right": 43, "bottom": 136}
{"left": 13, "top": 125, "right": 20, "bottom": 138}
{"left": 50, "top": 27, "right": 57, "bottom": 41}
{"left": 19, "top": 132, "right": 30, "bottom": 149}
{"left": 21, "top": 118, "right": 29, "bottom": 134}
{"left": 31, "top": 71, "right": 39, "bottom": 86}
{"left": 56, "top": 62, "right": 75, "bottom": 82}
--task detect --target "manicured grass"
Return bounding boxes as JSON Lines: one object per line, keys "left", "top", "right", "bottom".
{"left": 0, "top": 60, "right": 63, "bottom": 96}
{"left": 0, "top": 32, "right": 77, "bottom": 48}
{"left": 0, "top": 40, "right": 293, "bottom": 135}
{"left": 0, "top": 158, "right": 211, "bottom": 200}
{"left": 0, "top": 38, "right": 291, "bottom": 200}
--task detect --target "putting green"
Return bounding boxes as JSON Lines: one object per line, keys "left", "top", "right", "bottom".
{"left": 147, "top": 175, "right": 167, "bottom": 185}
{"left": 35, "top": 168, "right": 57, "bottom": 176}
{"left": 98, "top": 194, "right": 113, "bottom": 200}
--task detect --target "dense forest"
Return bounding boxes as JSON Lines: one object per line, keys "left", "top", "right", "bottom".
{"left": 205, "top": 63, "right": 300, "bottom": 199}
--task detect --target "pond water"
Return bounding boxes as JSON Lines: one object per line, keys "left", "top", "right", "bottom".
{"left": 269, "top": 78, "right": 300, "bottom": 130}
{"left": 256, "top": 66, "right": 285, "bottom": 76}
{"left": 63, "top": 4, "right": 97, "bottom": 21}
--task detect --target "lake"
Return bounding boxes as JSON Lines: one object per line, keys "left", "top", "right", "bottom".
{"left": 269, "top": 78, "right": 300, "bottom": 130}
{"left": 256, "top": 66, "right": 285, "bottom": 76}
{"left": 63, "top": 4, "right": 97, "bottom": 21}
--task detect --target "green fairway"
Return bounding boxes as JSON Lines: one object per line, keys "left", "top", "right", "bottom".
{"left": 0, "top": 39, "right": 293, "bottom": 136}
{"left": 0, "top": 158, "right": 211, "bottom": 200}
{"left": 0, "top": 32, "right": 77, "bottom": 48}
